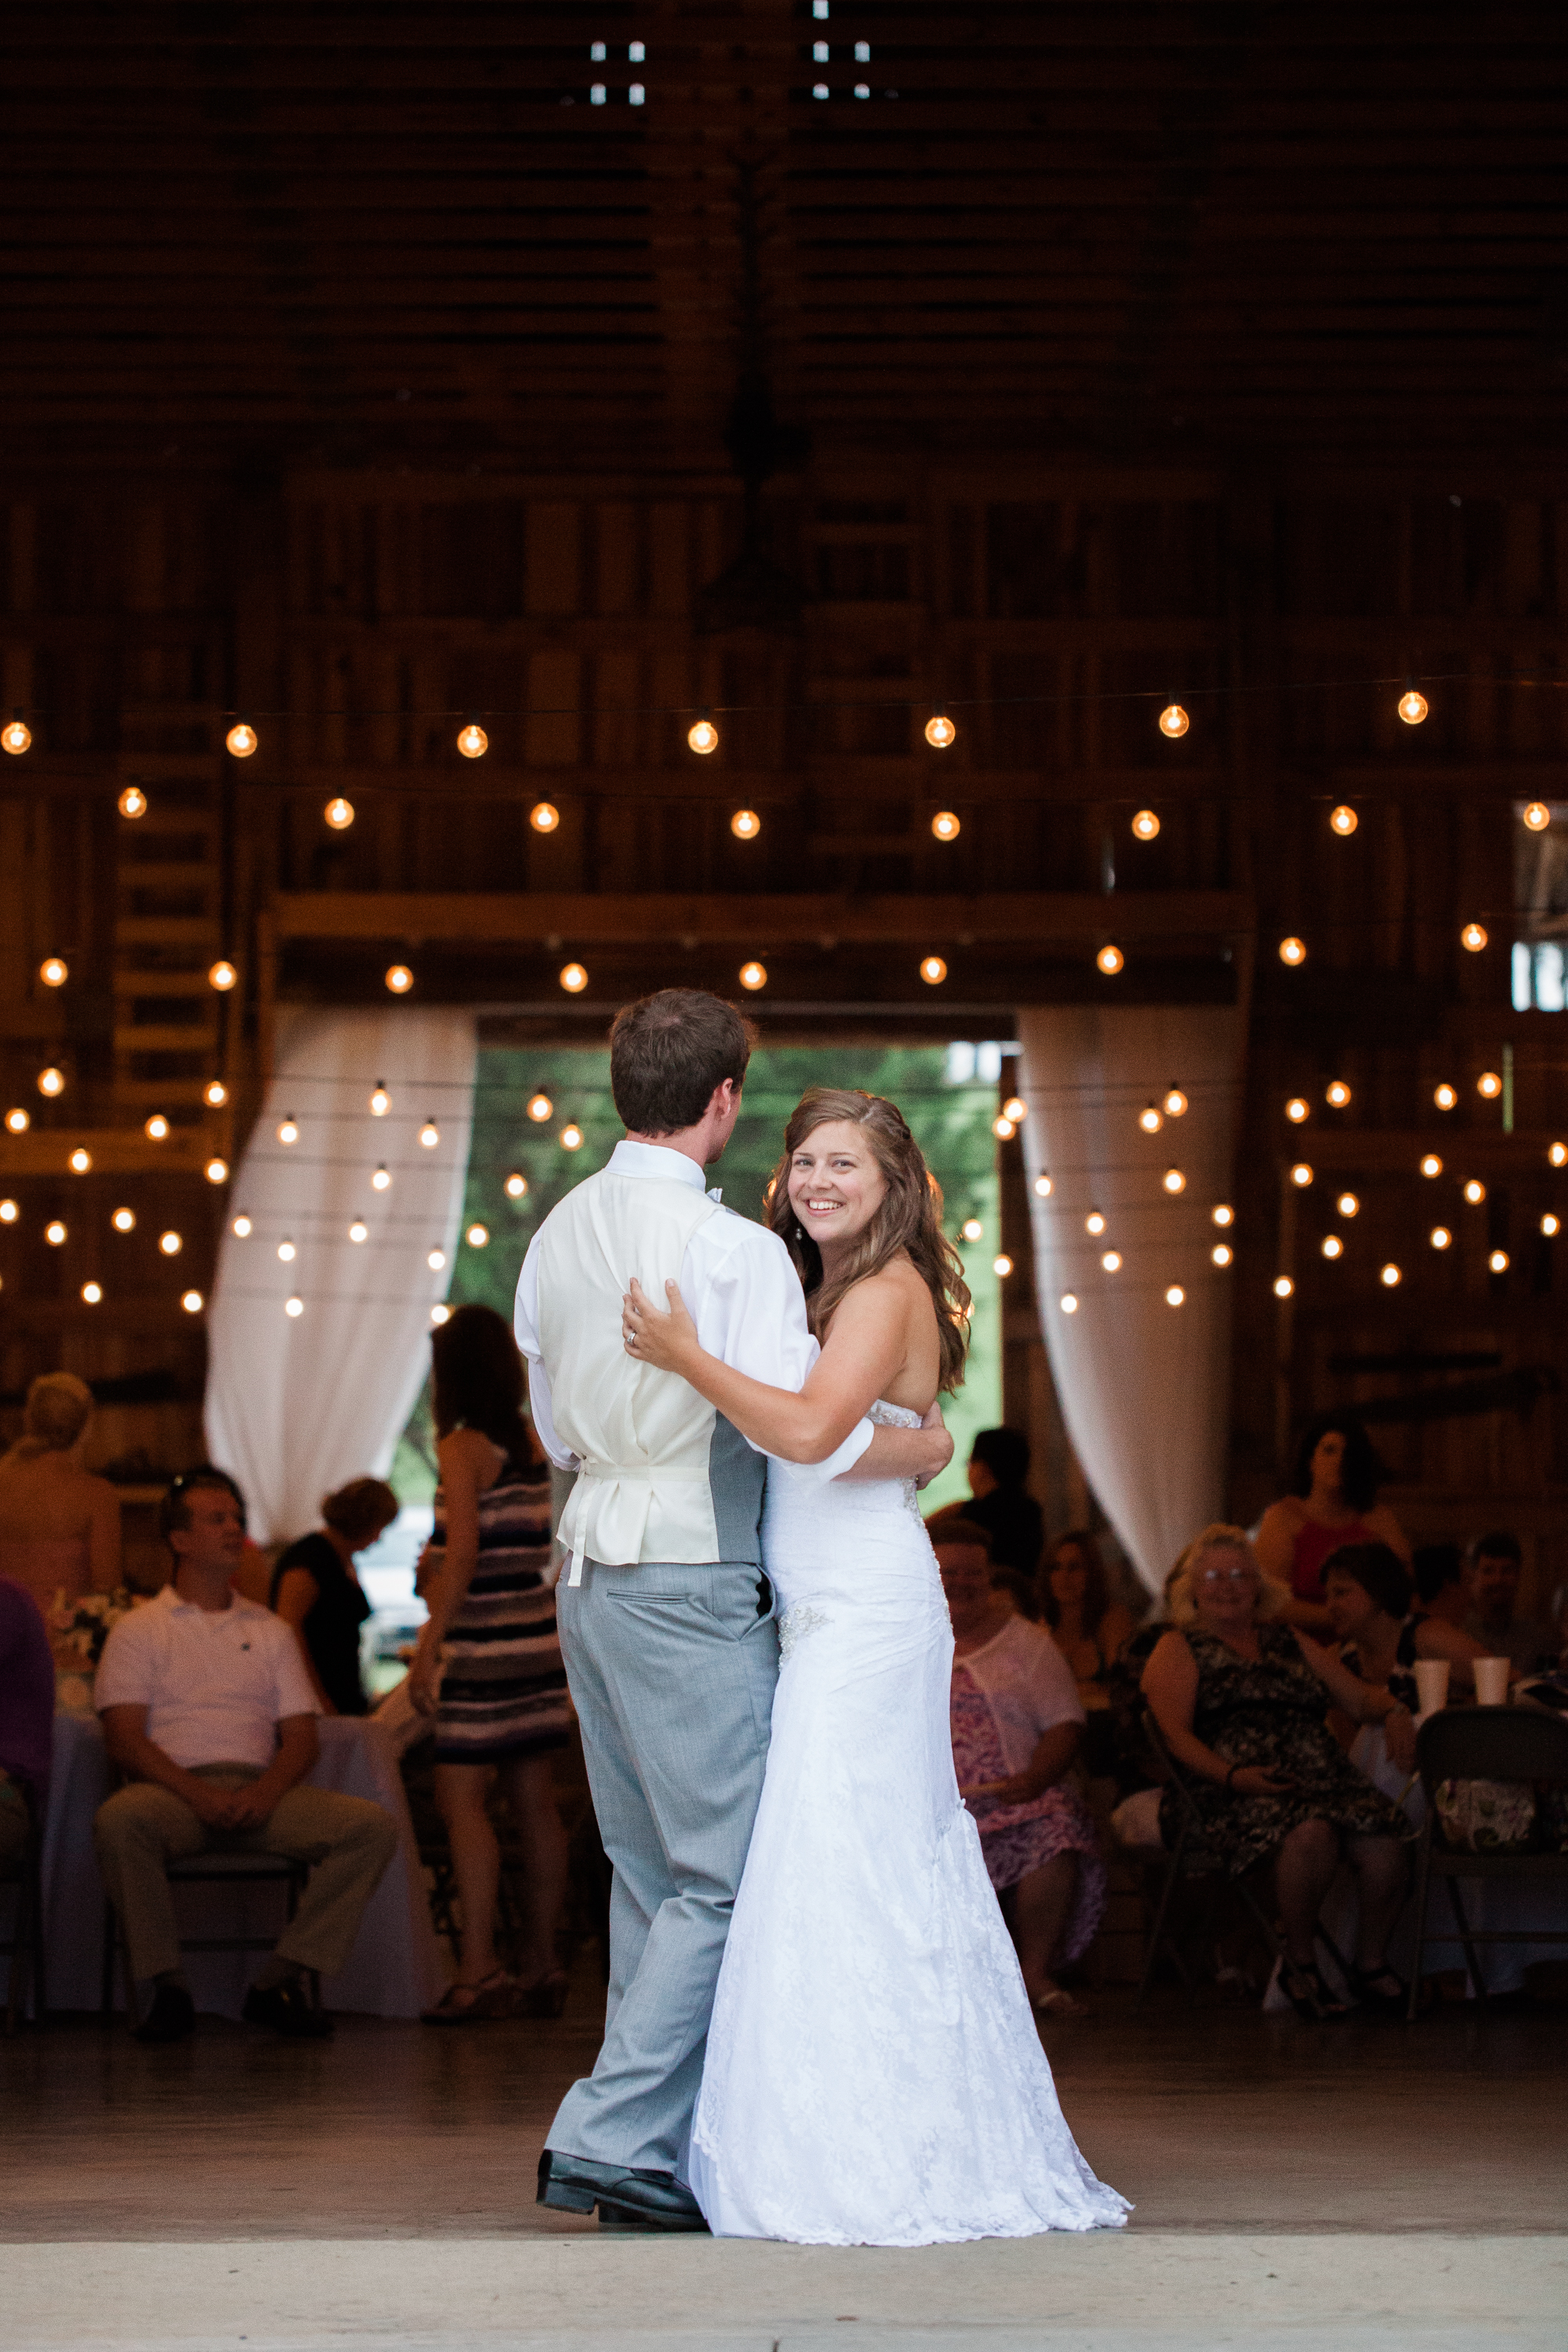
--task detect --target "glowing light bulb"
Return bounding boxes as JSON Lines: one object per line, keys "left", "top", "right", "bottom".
{"left": 1273, "top": 1276, "right": 1294, "bottom": 1299}
{"left": 1163, "top": 1087, "right": 1188, "bottom": 1117}
{"left": 961, "top": 1218, "right": 983, "bottom": 1242}
{"left": 205, "top": 1157, "right": 227, "bottom": 1185}
{"left": 557, "top": 959, "right": 590, "bottom": 996}
{"left": 1421, "top": 1154, "right": 1443, "bottom": 1178}
{"left": 1434, "top": 1083, "right": 1457, "bottom": 1110}
{"left": 430, "top": 1302, "right": 449, "bottom": 1327}
{"left": 1322, "top": 1234, "right": 1344, "bottom": 1260}
{"left": 1285, "top": 1098, "right": 1309, "bottom": 1123}
{"left": 1290, "top": 1163, "right": 1313, "bottom": 1187}
{"left": 1477, "top": 1070, "right": 1501, "bottom": 1099}
{"left": 1398, "top": 688, "right": 1428, "bottom": 726}
{"left": 993, "top": 1254, "right": 1013, "bottom": 1278}
{"left": 1380, "top": 1261, "right": 1402, "bottom": 1287}
{"left": 349, "top": 1219, "right": 368, "bottom": 1244}
{"left": 1489, "top": 1249, "right": 1509, "bottom": 1275}
{"left": 325, "top": 796, "right": 354, "bottom": 829}
{"left": 372, "top": 1165, "right": 391, "bottom": 1191}
{"left": 924, "top": 714, "right": 956, "bottom": 749}
{"left": 209, "top": 959, "right": 238, "bottom": 992}
{"left": 1523, "top": 801, "right": 1551, "bottom": 832}
{"left": 1330, "top": 804, "right": 1358, "bottom": 836}
{"left": 204, "top": 1079, "right": 228, "bottom": 1109}
{"left": 68, "top": 1148, "right": 90, "bottom": 1174}
{"left": 277, "top": 1116, "right": 299, "bottom": 1145}
{"left": 1102, "top": 1251, "right": 1122, "bottom": 1273}
{"left": 278, "top": 1240, "right": 296, "bottom": 1263}
{"left": 1002, "top": 1097, "right": 1027, "bottom": 1124}
{"left": 528, "top": 1093, "right": 553, "bottom": 1123}
{"left": 427, "top": 1248, "right": 447, "bottom": 1272}
{"left": 1163, "top": 1167, "right": 1186, "bottom": 1195}
{"left": 45, "top": 1220, "right": 67, "bottom": 1247}
{"left": 369, "top": 1083, "right": 390, "bottom": 1117}
{"left": 1542, "top": 1213, "right": 1561, "bottom": 1237}
{"left": 183, "top": 1289, "right": 205, "bottom": 1314}
{"left": 38, "top": 1067, "right": 64, "bottom": 1098}
{"left": 419, "top": 1120, "right": 440, "bottom": 1149}
{"left": 386, "top": 964, "right": 413, "bottom": 994}
{"left": 39, "top": 956, "right": 67, "bottom": 988}
{"left": 1430, "top": 1225, "right": 1451, "bottom": 1250}
{"left": 1060, "top": 1293, "right": 1079, "bottom": 1314}
{"left": 1138, "top": 1105, "right": 1163, "bottom": 1134}
{"left": 5, "top": 1109, "right": 27, "bottom": 1134}
{"left": 1131, "top": 809, "right": 1160, "bottom": 841}
{"left": 145, "top": 1112, "right": 169, "bottom": 1141}
{"left": 1097, "top": 944, "right": 1123, "bottom": 976}
{"left": 225, "top": 722, "right": 257, "bottom": 758}
{"left": 1337, "top": 1192, "right": 1359, "bottom": 1219}
{"left": 1326, "top": 1080, "right": 1352, "bottom": 1108}
{"left": 457, "top": 723, "right": 488, "bottom": 759}
{"left": 920, "top": 956, "right": 947, "bottom": 985}
{"left": 1464, "top": 1178, "right": 1486, "bottom": 1205}
{"left": 505, "top": 1171, "right": 528, "bottom": 1200}
{"left": 1158, "top": 703, "right": 1189, "bottom": 739}
{"left": 2, "top": 718, "right": 32, "bottom": 755}
{"left": 0, "top": 1199, "right": 15, "bottom": 1222}
{"left": 530, "top": 801, "right": 560, "bottom": 834}
{"left": 1552, "top": 1142, "right": 1568, "bottom": 1167}
{"left": 993, "top": 1115, "right": 1016, "bottom": 1141}
{"left": 230, "top": 1214, "right": 252, "bottom": 1238}
{"left": 1211, "top": 1243, "right": 1232, "bottom": 1268}
{"left": 285, "top": 1295, "right": 303, "bottom": 1318}
{"left": 1165, "top": 1284, "right": 1185, "bottom": 1307}
{"left": 1279, "top": 936, "right": 1306, "bottom": 967}
{"left": 112, "top": 1207, "right": 135, "bottom": 1232}
{"left": 739, "top": 961, "right": 768, "bottom": 992}
{"left": 730, "top": 808, "right": 760, "bottom": 840}
{"left": 688, "top": 717, "right": 719, "bottom": 756}
{"left": 118, "top": 785, "right": 147, "bottom": 818}
{"left": 561, "top": 1123, "right": 584, "bottom": 1151}
{"left": 931, "top": 810, "right": 960, "bottom": 842}
{"left": 466, "top": 1221, "right": 489, "bottom": 1248}
{"left": 1461, "top": 922, "right": 1487, "bottom": 953}
{"left": 82, "top": 1281, "right": 102, "bottom": 1305}
{"left": 1212, "top": 1203, "right": 1234, "bottom": 1227}
{"left": 158, "top": 1230, "right": 181, "bottom": 1256}
{"left": 1085, "top": 1211, "right": 1105, "bottom": 1236}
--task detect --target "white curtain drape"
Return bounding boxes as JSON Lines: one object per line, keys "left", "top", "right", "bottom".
{"left": 1017, "top": 1007, "right": 1243, "bottom": 1598}
{"left": 205, "top": 1007, "right": 477, "bottom": 1544}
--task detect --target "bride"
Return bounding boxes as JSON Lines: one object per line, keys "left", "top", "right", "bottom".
{"left": 620, "top": 1087, "right": 1127, "bottom": 2248}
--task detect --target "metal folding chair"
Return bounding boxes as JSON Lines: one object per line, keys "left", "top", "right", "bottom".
{"left": 101, "top": 1850, "right": 316, "bottom": 2026}
{"left": 1406, "top": 1705, "right": 1568, "bottom": 2020}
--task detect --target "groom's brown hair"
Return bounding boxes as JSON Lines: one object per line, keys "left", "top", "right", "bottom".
{"left": 609, "top": 989, "right": 754, "bottom": 1135}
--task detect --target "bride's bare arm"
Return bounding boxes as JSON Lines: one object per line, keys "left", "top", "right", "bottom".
{"left": 624, "top": 1273, "right": 911, "bottom": 1465}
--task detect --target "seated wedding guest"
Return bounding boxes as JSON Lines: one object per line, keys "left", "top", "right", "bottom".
{"left": 1254, "top": 1411, "right": 1410, "bottom": 1630}
{"left": 408, "top": 1305, "right": 570, "bottom": 2023}
{"left": 94, "top": 1466, "right": 397, "bottom": 2045}
{"left": 964, "top": 1428, "right": 1045, "bottom": 1582}
{"left": 1142, "top": 1523, "right": 1414, "bottom": 2019}
{"left": 0, "top": 1372, "right": 121, "bottom": 1621}
{"left": 1040, "top": 1529, "right": 1138, "bottom": 1708}
{"left": 1413, "top": 1541, "right": 1470, "bottom": 1631}
{"left": 1464, "top": 1530, "right": 1559, "bottom": 1672}
{"left": 271, "top": 1477, "right": 399, "bottom": 1717}
{"left": 935, "top": 1516, "right": 1105, "bottom": 2018}
{"left": 1323, "top": 1541, "right": 1483, "bottom": 1792}
{"left": 0, "top": 1575, "right": 54, "bottom": 1871}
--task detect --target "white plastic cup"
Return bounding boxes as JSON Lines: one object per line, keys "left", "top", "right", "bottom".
{"left": 1473, "top": 1657, "right": 1512, "bottom": 1707}
{"left": 1413, "top": 1658, "right": 1451, "bottom": 1715}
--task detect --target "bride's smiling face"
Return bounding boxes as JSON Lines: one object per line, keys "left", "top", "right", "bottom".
{"left": 786, "top": 1120, "right": 887, "bottom": 1251}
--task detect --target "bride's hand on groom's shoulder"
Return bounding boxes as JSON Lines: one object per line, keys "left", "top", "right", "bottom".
{"left": 622, "top": 1276, "right": 699, "bottom": 1373}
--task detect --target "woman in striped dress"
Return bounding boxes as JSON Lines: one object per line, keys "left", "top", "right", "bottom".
{"left": 408, "top": 1304, "right": 572, "bottom": 2020}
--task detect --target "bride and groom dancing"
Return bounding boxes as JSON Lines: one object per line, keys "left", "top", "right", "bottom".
{"left": 514, "top": 989, "right": 1125, "bottom": 2247}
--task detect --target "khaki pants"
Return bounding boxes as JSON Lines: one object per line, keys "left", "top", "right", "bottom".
{"left": 94, "top": 1765, "right": 397, "bottom": 1987}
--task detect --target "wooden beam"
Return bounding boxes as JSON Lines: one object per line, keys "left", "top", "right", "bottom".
{"left": 0, "top": 1131, "right": 216, "bottom": 1178}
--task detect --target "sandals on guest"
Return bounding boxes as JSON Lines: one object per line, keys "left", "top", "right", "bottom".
{"left": 1033, "top": 1985, "right": 1090, "bottom": 2020}
{"left": 513, "top": 1968, "right": 570, "bottom": 2020}
{"left": 420, "top": 1969, "right": 517, "bottom": 2025}
{"left": 1279, "top": 1958, "right": 1355, "bottom": 2021}
{"left": 1348, "top": 1962, "right": 1410, "bottom": 2016}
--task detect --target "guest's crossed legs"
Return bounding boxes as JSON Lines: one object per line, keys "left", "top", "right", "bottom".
{"left": 550, "top": 1556, "right": 777, "bottom": 2176}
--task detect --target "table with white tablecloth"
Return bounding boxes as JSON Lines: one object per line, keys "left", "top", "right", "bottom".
{"left": 31, "top": 1711, "right": 448, "bottom": 2018}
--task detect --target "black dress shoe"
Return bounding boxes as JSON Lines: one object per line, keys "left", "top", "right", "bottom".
{"left": 242, "top": 1979, "right": 333, "bottom": 2038}
{"left": 133, "top": 1983, "right": 195, "bottom": 2044}
{"left": 537, "top": 2148, "right": 710, "bottom": 2231}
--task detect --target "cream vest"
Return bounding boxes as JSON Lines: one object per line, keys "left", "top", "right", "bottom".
{"left": 535, "top": 1166, "right": 764, "bottom": 1574}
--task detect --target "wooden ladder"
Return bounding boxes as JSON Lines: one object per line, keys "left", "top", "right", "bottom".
{"left": 111, "top": 738, "right": 228, "bottom": 1131}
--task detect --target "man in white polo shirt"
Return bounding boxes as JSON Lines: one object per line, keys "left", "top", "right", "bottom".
{"left": 95, "top": 1466, "right": 397, "bottom": 2044}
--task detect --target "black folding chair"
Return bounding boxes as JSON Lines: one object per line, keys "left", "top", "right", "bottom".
{"left": 1406, "top": 1706, "right": 1568, "bottom": 2020}
{"left": 1, "top": 1784, "right": 47, "bottom": 2034}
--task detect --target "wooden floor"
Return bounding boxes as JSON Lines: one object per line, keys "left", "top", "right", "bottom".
{"left": 2, "top": 1967, "right": 1565, "bottom": 2243}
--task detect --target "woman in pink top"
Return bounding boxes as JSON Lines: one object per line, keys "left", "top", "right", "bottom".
{"left": 0, "top": 1373, "right": 122, "bottom": 1624}
{"left": 1254, "top": 1413, "right": 1409, "bottom": 1634}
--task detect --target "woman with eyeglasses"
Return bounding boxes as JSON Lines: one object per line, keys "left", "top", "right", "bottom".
{"left": 1141, "top": 1524, "right": 1413, "bottom": 2020}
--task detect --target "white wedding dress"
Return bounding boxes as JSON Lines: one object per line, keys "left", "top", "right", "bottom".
{"left": 687, "top": 1402, "right": 1129, "bottom": 2245}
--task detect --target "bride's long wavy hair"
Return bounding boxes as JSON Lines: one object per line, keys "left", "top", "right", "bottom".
{"left": 765, "top": 1088, "right": 971, "bottom": 1394}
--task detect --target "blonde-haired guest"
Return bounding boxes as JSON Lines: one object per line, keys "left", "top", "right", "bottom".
{"left": 0, "top": 1372, "right": 122, "bottom": 1617}
{"left": 1142, "top": 1523, "right": 1414, "bottom": 2020}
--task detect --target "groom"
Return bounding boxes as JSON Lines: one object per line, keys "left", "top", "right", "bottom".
{"left": 516, "top": 988, "right": 950, "bottom": 2230}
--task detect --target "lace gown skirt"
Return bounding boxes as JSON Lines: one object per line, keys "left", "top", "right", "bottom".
{"left": 687, "top": 1407, "right": 1127, "bottom": 2247}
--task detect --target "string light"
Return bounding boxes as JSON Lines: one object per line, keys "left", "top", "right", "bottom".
{"left": 143, "top": 1112, "right": 169, "bottom": 1142}
{"left": 1430, "top": 1225, "right": 1451, "bottom": 1250}
{"left": 1464, "top": 1178, "right": 1486, "bottom": 1205}
{"left": 118, "top": 786, "right": 147, "bottom": 818}
{"left": 38, "top": 1067, "right": 64, "bottom": 1097}
{"left": 1489, "top": 1249, "right": 1509, "bottom": 1275}
{"left": 1060, "top": 1294, "right": 1079, "bottom": 1314}
{"left": 560, "top": 962, "right": 589, "bottom": 993}
{"left": 1138, "top": 1104, "right": 1163, "bottom": 1134}
{"left": 1477, "top": 1070, "right": 1501, "bottom": 1099}
{"left": 1158, "top": 703, "right": 1189, "bottom": 738}
{"left": 45, "top": 1220, "right": 67, "bottom": 1247}
{"left": 158, "top": 1231, "right": 181, "bottom": 1256}
{"left": 430, "top": 1302, "right": 450, "bottom": 1327}
{"left": 528, "top": 1092, "right": 553, "bottom": 1122}
{"left": 1086, "top": 1211, "right": 1105, "bottom": 1236}
{"left": 277, "top": 1116, "right": 299, "bottom": 1145}
{"left": 419, "top": 1119, "right": 440, "bottom": 1148}
{"left": 1131, "top": 809, "right": 1160, "bottom": 840}
{"left": 428, "top": 1248, "right": 447, "bottom": 1271}
{"left": 5, "top": 1109, "right": 27, "bottom": 1134}
{"left": 386, "top": 965, "right": 413, "bottom": 993}
{"left": 1290, "top": 1163, "right": 1313, "bottom": 1187}
{"left": 1330, "top": 804, "right": 1359, "bottom": 836}
{"left": 1326, "top": 1080, "right": 1352, "bottom": 1108}
{"left": 924, "top": 714, "right": 956, "bottom": 748}
{"left": 1420, "top": 1154, "right": 1443, "bottom": 1178}
{"left": 931, "top": 810, "right": 961, "bottom": 842}
{"left": 730, "top": 808, "right": 760, "bottom": 840}
{"left": 1102, "top": 1250, "right": 1122, "bottom": 1273}
{"left": 278, "top": 1240, "right": 296, "bottom": 1263}
{"left": 993, "top": 1254, "right": 1013, "bottom": 1277}
{"left": 231, "top": 1214, "right": 252, "bottom": 1238}
{"left": 1285, "top": 1097, "right": 1309, "bottom": 1123}
{"left": 962, "top": 1218, "right": 983, "bottom": 1241}
{"left": 1279, "top": 936, "right": 1306, "bottom": 967}
{"left": 1523, "top": 802, "right": 1551, "bottom": 832}
{"left": 0, "top": 1200, "right": 15, "bottom": 1223}
{"left": 285, "top": 1295, "right": 303, "bottom": 1318}
{"left": 325, "top": 796, "right": 354, "bottom": 829}
{"left": 209, "top": 960, "right": 238, "bottom": 992}
{"left": 82, "top": 1281, "right": 102, "bottom": 1305}
{"left": 1002, "top": 1096, "right": 1027, "bottom": 1123}
{"left": 1552, "top": 1142, "right": 1568, "bottom": 1167}
{"left": 1337, "top": 1192, "right": 1359, "bottom": 1218}
{"left": 688, "top": 717, "right": 719, "bottom": 755}
{"left": 1542, "top": 1213, "right": 1561, "bottom": 1237}
{"left": 112, "top": 1207, "right": 135, "bottom": 1232}
{"left": 372, "top": 1165, "right": 392, "bottom": 1191}
{"left": 369, "top": 1083, "right": 390, "bottom": 1116}
{"left": 505, "top": 1171, "right": 528, "bottom": 1199}
{"left": 1321, "top": 1235, "right": 1344, "bottom": 1260}
{"left": 456, "top": 723, "right": 488, "bottom": 759}
{"left": 349, "top": 1219, "right": 368, "bottom": 1244}
{"left": 182, "top": 1289, "right": 204, "bottom": 1313}
{"left": 1397, "top": 688, "right": 1428, "bottom": 726}
{"left": 2, "top": 717, "right": 32, "bottom": 755}
{"left": 561, "top": 1123, "right": 585, "bottom": 1151}
{"left": 205, "top": 1157, "right": 227, "bottom": 1184}
{"left": 38, "top": 956, "right": 67, "bottom": 988}
{"left": 1461, "top": 922, "right": 1488, "bottom": 953}
{"left": 993, "top": 1114, "right": 1016, "bottom": 1141}
{"left": 204, "top": 1079, "right": 228, "bottom": 1109}
{"left": 466, "top": 1221, "right": 490, "bottom": 1247}
{"left": 530, "top": 801, "right": 560, "bottom": 833}
{"left": 1211, "top": 1243, "right": 1233, "bottom": 1267}
{"left": 1165, "top": 1284, "right": 1185, "bottom": 1307}
{"left": 1212, "top": 1203, "right": 1234, "bottom": 1227}
{"left": 1162, "top": 1168, "right": 1186, "bottom": 1195}
{"left": 920, "top": 956, "right": 947, "bottom": 985}
{"left": 1097, "top": 944, "right": 1123, "bottom": 976}
{"left": 1163, "top": 1087, "right": 1188, "bottom": 1117}
{"left": 225, "top": 722, "right": 257, "bottom": 758}
{"left": 69, "top": 1148, "right": 91, "bottom": 1174}
{"left": 1380, "top": 1262, "right": 1403, "bottom": 1287}
{"left": 1273, "top": 1276, "right": 1294, "bottom": 1298}
{"left": 739, "top": 961, "right": 768, "bottom": 991}
{"left": 1434, "top": 1083, "right": 1457, "bottom": 1110}
{"left": 1033, "top": 1173, "right": 1052, "bottom": 1198}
